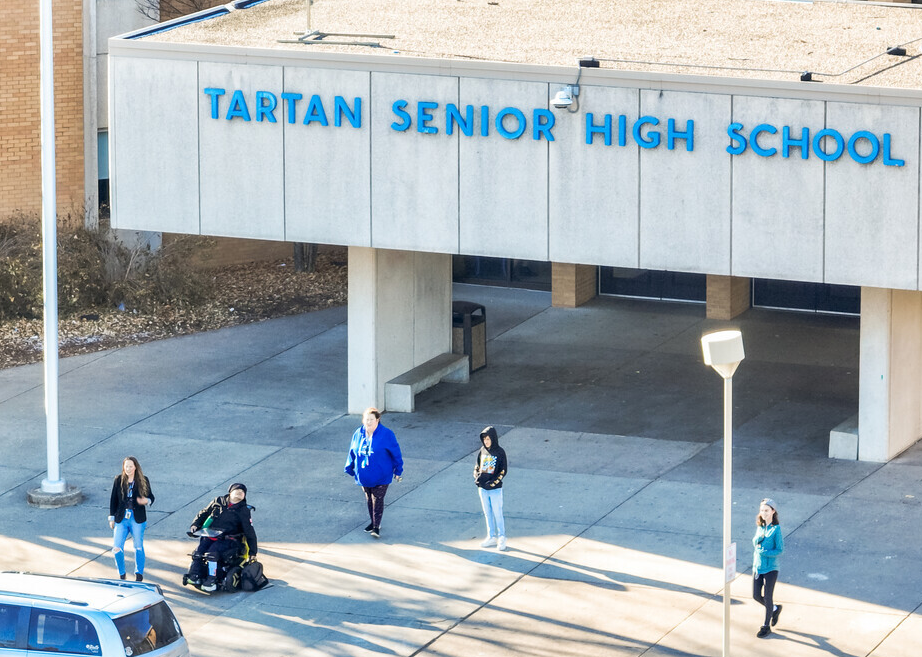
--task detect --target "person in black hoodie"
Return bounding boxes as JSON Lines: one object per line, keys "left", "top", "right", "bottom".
{"left": 473, "top": 426, "right": 507, "bottom": 551}
{"left": 187, "top": 483, "right": 258, "bottom": 591}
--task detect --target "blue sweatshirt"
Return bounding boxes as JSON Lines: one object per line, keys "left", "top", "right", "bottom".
{"left": 752, "top": 523, "right": 783, "bottom": 575}
{"left": 344, "top": 424, "right": 404, "bottom": 487}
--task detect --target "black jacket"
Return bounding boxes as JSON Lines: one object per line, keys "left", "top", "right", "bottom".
{"left": 474, "top": 426, "right": 507, "bottom": 490}
{"left": 109, "top": 476, "right": 154, "bottom": 524}
{"left": 192, "top": 494, "right": 258, "bottom": 556}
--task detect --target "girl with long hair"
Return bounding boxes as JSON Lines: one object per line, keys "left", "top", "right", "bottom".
{"left": 108, "top": 456, "right": 154, "bottom": 581}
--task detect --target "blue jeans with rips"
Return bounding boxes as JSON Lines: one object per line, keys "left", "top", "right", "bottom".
{"left": 113, "top": 517, "right": 146, "bottom": 576}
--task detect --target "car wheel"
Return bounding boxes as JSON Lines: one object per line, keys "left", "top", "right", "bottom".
{"left": 223, "top": 566, "right": 243, "bottom": 592}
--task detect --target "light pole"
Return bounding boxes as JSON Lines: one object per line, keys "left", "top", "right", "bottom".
{"left": 701, "top": 330, "right": 744, "bottom": 657}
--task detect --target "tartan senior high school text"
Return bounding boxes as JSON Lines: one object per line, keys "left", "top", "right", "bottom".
{"left": 202, "top": 88, "right": 906, "bottom": 166}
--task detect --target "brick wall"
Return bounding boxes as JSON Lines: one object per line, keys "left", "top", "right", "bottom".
{"left": 706, "top": 275, "right": 751, "bottom": 320}
{"left": 552, "top": 263, "right": 598, "bottom": 308}
{"left": 0, "top": 1, "right": 84, "bottom": 219}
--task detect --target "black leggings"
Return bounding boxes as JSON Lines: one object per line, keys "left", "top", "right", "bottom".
{"left": 363, "top": 484, "right": 389, "bottom": 529}
{"left": 753, "top": 570, "right": 779, "bottom": 627}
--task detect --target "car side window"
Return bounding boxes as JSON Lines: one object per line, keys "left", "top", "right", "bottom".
{"left": 0, "top": 604, "right": 22, "bottom": 648}
{"left": 28, "top": 609, "right": 101, "bottom": 655}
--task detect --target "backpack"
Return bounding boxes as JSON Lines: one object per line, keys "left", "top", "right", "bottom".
{"left": 240, "top": 559, "right": 269, "bottom": 591}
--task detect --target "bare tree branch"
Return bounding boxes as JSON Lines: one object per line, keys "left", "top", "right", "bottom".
{"left": 135, "top": 0, "right": 226, "bottom": 23}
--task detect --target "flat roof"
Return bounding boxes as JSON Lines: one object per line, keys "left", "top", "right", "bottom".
{"left": 142, "top": 0, "right": 922, "bottom": 89}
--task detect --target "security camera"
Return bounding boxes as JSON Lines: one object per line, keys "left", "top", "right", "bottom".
{"left": 551, "top": 88, "right": 573, "bottom": 109}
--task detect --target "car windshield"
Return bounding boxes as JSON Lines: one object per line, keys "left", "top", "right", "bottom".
{"left": 112, "top": 602, "right": 182, "bottom": 656}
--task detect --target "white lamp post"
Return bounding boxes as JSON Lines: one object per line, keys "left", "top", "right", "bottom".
{"left": 701, "top": 330, "right": 744, "bottom": 657}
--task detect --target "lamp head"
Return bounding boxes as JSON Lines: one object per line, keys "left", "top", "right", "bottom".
{"left": 701, "top": 330, "right": 744, "bottom": 379}
{"left": 551, "top": 87, "right": 573, "bottom": 109}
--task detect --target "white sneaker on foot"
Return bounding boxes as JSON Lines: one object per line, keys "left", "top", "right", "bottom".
{"left": 497, "top": 536, "right": 507, "bottom": 551}
{"left": 480, "top": 536, "right": 497, "bottom": 548}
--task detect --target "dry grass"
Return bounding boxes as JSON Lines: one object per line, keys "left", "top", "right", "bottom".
{"left": 0, "top": 249, "right": 347, "bottom": 370}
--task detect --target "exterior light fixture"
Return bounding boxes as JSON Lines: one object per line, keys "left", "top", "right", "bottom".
{"left": 701, "top": 329, "right": 745, "bottom": 657}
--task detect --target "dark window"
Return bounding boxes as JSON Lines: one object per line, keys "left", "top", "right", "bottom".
{"left": 0, "top": 604, "right": 22, "bottom": 648}
{"left": 113, "top": 602, "right": 183, "bottom": 655}
{"left": 28, "top": 610, "right": 100, "bottom": 655}
{"left": 753, "top": 279, "right": 859, "bottom": 314}
{"left": 600, "top": 267, "right": 706, "bottom": 302}
{"left": 453, "top": 256, "right": 551, "bottom": 291}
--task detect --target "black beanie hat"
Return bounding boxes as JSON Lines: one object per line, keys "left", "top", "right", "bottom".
{"left": 228, "top": 482, "right": 247, "bottom": 496}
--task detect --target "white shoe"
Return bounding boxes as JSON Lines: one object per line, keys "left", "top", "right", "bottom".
{"left": 497, "top": 536, "right": 507, "bottom": 551}
{"left": 480, "top": 536, "right": 497, "bottom": 548}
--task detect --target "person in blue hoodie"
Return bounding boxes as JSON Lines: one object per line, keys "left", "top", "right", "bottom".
{"left": 344, "top": 407, "right": 403, "bottom": 538}
{"left": 753, "top": 498, "right": 784, "bottom": 638}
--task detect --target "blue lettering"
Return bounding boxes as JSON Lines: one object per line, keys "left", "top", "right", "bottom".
{"left": 533, "top": 109, "right": 555, "bottom": 141}
{"left": 480, "top": 105, "right": 490, "bottom": 137}
{"left": 750, "top": 123, "right": 777, "bottom": 157}
{"left": 813, "top": 128, "right": 845, "bottom": 162}
{"left": 255, "top": 91, "right": 277, "bottom": 123}
{"left": 667, "top": 118, "right": 694, "bottom": 151}
{"left": 281, "top": 92, "right": 302, "bottom": 124}
{"left": 782, "top": 126, "right": 810, "bottom": 159}
{"left": 204, "top": 88, "right": 225, "bottom": 120}
{"left": 334, "top": 96, "right": 361, "bottom": 128}
{"left": 417, "top": 101, "right": 439, "bottom": 134}
{"left": 726, "top": 122, "right": 747, "bottom": 155}
{"left": 634, "top": 116, "right": 660, "bottom": 148}
{"left": 618, "top": 115, "right": 627, "bottom": 147}
{"left": 847, "top": 131, "right": 880, "bottom": 164}
{"left": 447, "top": 104, "right": 473, "bottom": 136}
{"left": 302, "top": 95, "right": 328, "bottom": 126}
{"left": 882, "top": 134, "right": 905, "bottom": 167}
{"left": 496, "top": 107, "right": 526, "bottom": 140}
{"left": 226, "top": 90, "right": 251, "bottom": 121}
{"left": 391, "top": 100, "right": 411, "bottom": 131}
{"left": 586, "top": 113, "right": 612, "bottom": 146}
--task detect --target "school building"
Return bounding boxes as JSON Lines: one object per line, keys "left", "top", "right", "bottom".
{"left": 107, "top": 0, "right": 922, "bottom": 462}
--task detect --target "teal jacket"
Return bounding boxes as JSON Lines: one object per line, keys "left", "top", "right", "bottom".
{"left": 752, "top": 523, "right": 783, "bottom": 575}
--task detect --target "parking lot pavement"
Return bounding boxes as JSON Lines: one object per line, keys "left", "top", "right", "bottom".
{"left": 1, "top": 287, "right": 920, "bottom": 656}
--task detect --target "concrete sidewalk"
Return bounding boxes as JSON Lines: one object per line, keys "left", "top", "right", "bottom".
{"left": 1, "top": 284, "right": 919, "bottom": 656}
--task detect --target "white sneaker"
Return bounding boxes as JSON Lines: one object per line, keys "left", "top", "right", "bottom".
{"left": 480, "top": 536, "right": 497, "bottom": 548}
{"left": 497, "top": 536, "right": 507, "bottom": 551}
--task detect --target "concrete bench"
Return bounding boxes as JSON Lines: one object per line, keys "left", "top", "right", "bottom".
{"left": 828, "top": 414, "right": 858, "bottom": 460}
{"left": 385, "top": 353, "right": 469, "bottom": 412}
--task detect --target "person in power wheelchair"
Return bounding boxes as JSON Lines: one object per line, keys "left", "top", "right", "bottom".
{"left": 183, "top": 482, "right": 258, "bottom": 592}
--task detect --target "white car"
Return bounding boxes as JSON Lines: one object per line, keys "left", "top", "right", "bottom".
{"left": 0, "top": 572, "right": 190, "bottom": 656}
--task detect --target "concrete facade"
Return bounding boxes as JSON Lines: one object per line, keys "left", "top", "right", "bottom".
{"left": 107, "top": 33, "right": 922, "bottom": 460}
{"left": 347, "top": 247, "right": 452, "bottom": 414}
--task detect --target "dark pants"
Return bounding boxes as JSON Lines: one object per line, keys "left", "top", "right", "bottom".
{"left": 363, "top": 484, "right": 389, "bottom": 529}
{"left": 189, "top": 536, "right": 237, "bottom": 579}
{"left": 753, "top": 570, "right": 779, "bottom": 627}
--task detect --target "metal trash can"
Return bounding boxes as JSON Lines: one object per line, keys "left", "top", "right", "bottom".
{"left": 452, "top": 301, "right": 486, "bottom": 373}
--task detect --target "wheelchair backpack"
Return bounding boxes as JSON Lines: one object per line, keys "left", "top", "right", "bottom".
{"left": 240, "top": 560, "right": 269, "bottom": 591}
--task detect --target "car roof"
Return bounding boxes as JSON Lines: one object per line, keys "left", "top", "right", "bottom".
{"left": 0, "top": 573, "right": 164, "bottom": 617}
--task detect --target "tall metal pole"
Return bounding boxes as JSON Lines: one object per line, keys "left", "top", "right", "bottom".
{"left": 40, "top": 0, "right": 65, "bottom": 494}
{"left": 722, "top": 376, "right": 733, "bottom": 657}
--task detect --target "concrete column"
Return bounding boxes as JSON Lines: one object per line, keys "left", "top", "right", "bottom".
{"left": 858, "top": 287, "right": 922, "bottom": 461}
{"left": 347, "top": 246, "right": 452, "bottom": 414}
{"left": 706, "top": 275, "right": 751, "bottom": 320}
{"left": 552, "top": 263, "right": 597, "bottom": 308}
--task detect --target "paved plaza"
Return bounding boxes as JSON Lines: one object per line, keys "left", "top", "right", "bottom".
{"left": 0, "top": 284, "right": 919, "bottom": 656}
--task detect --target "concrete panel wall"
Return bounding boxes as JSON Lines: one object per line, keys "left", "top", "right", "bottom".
{"left": 639, "top": 90, "right": 732, "bottom": 274}
{"left": 199, "top": 62, "right": 284, "bottom": 239}
{"left": 549, "top": 86, "right": 640, "bottom": 267}
{"left": 731, "top": 97, "right": 825, "bottom": 281}
{"left": 110, "top": 47, "right": 922, "bottom": 291}
{"left": 825, "top": 103, "right": 920, "bottom": 289}
{"left": 859, "top": 287, "right": 922, "bottom": 461}
{"left": 284, "top": 68, "right": 371, "bottom": 245}
{"left": 370, "top": 73, "right": 459, "bottom": 253}
{"left": 459, "top": 79, "right": 549, "bottom": 261}
{"left": 110, "top": 57, "right": 199, "bottom": 234}
{"left": 347, "top": 247, "right": 453, "bottom": 413}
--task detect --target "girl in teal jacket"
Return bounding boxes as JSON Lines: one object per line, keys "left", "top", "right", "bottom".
{"left": 752, "top": 498, "right": 784, "bottom": 638}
